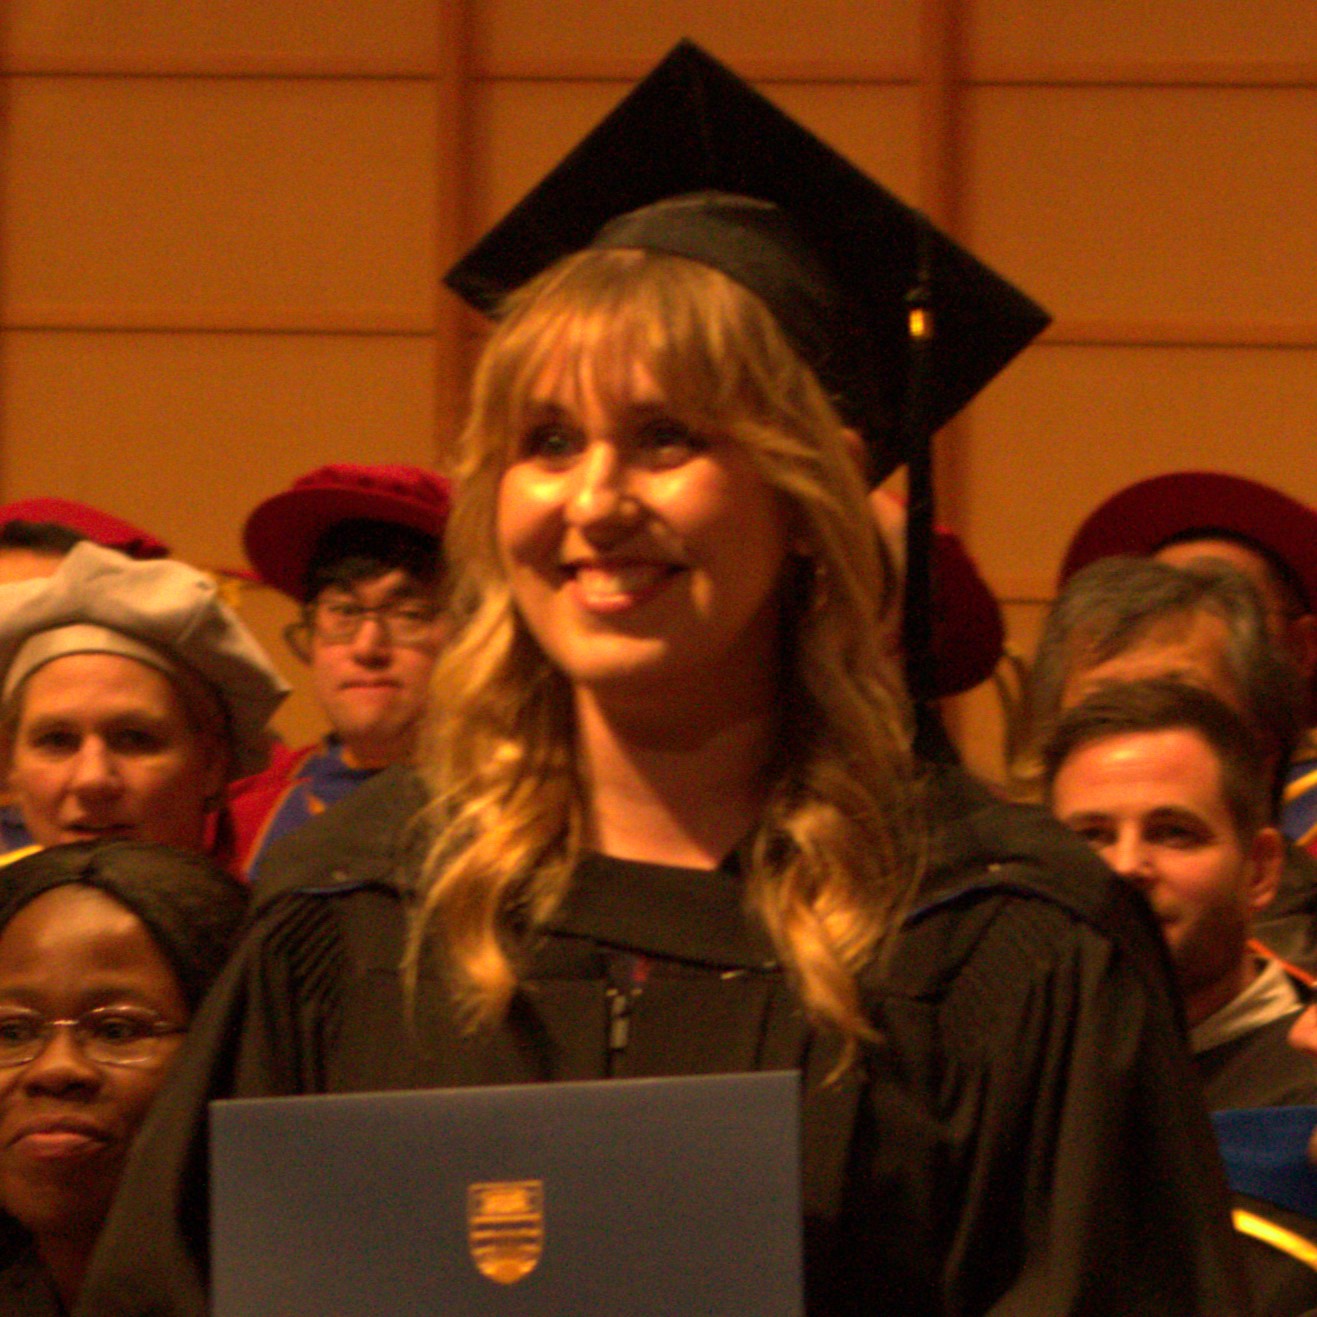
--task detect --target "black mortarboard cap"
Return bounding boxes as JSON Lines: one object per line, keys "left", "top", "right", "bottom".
{"left": 444, "top": 38, "right": 1050, "bottom": 483}
{"left": 446, "top": 40, "right": 1047, "bottom": 756}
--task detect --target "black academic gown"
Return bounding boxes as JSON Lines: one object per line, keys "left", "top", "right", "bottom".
{"left": 1199, "top": 1014, "right": 1317, "bottom": 1113}
{"left": 1197, "top": 1017, "right": 1317, "bottom": 1316}
{"left": 0, "top": 1256, "right": 63, "bottom": 1317}
{"left": 76, "top": 767, "right": 1250, "bottom": 1316}
{"left": 0, "top": 1216, "right": 64, "bottom": 1317}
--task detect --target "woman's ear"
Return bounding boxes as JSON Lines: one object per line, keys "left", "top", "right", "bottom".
{"left": 868, "top": 487, "right": 907, "bottom": 581}
{"left": 840, "top": 426, "right": 867, "bottom": 474}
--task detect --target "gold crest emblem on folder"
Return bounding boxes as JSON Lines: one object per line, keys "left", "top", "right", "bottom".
{"left": 468, "top": 1180, "right": 544, "bottom": 1284}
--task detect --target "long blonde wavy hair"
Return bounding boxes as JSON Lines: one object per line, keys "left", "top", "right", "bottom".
{"left": 408, "top": 248, "right": 926, "bottom": 1059}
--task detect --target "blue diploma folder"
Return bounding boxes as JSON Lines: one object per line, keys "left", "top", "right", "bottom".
{"left": 210, "top": 1071, "right": 803, "bottom": 1315}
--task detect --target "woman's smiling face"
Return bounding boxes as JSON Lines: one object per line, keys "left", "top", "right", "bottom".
{"left": 496, "top": 354, "right": 794, "bottom": 716}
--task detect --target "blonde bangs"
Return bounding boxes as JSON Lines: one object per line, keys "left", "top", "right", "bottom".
{"left": 468, "top": 250, "right": 815, "bottom": 460}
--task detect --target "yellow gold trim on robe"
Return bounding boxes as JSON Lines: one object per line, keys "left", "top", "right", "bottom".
{"left": 1234, "top": 1208, "right": 1317, "bottom": 1272}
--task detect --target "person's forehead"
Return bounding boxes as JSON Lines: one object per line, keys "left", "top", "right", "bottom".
{"left": 1153, "top": 538, "right": 1290, "bottom": 613}
{"left": 0, "top": 886, "right": 150, "bottom": 975}
{"left": 1056, "top": 726, "right": 1227, "bottom": 805}
{"left": 527, "top": 339, "right": 667, "bottom": 418}
{"left": 1062, "top": 612, "right": 1240, "bottom": 711}
{"left": 315, "top": 568, "right": 433, "bottom": 601}
{"left": 17, "top": 651, "right": 186, "bottom": 719}
{"left": 0, "top": 885, "right": 187, "bottom": 1015}
{"left": 0, "top": 546, "right": 64, "bottom": 586}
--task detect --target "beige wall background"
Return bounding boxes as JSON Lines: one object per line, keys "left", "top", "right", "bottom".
{"left": 2, "top": 1, "right": 1314, "bottom": 774}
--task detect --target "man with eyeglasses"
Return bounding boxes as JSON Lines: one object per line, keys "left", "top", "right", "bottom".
{"left": 229, "top": 464, "right": 451, "bottom": 881}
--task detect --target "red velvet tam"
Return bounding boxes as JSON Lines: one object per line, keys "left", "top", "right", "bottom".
{"left": 243, "top": 464, "right": 452, "bottom": 602}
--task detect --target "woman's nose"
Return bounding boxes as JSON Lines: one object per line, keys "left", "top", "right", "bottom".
{"left": 19, "top": 1027, "right": 102, "bottom": 1096}
{"left": 68, "top": 740, "right": 121, "bottom": 796}
{"left": 565, "top": 443, "right": 638, "bottom": 530}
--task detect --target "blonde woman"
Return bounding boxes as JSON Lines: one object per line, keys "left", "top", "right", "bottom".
{"left": 81, "top": 44, "right": 1247, "bottom": 1316}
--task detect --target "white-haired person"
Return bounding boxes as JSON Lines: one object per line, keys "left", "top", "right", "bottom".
{"left": 0, "top": 542, "right": 288, "bottom": 869}
{"left": 80, "top": 43, "right": 1248, "bottom": 1315}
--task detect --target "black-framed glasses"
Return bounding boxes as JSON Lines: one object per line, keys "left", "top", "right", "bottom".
{"left": 0, "top": 1006, "right": 185, "bottom": 1067}
{"left": 284, "top": 596, "right": 440, "bottom": 661}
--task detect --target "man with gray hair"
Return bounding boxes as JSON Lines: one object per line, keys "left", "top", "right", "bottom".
{"left": 1060, "top": 472, "right": 1317, "bottom": 852}
{"left": 1014, "top": 554, "right": 1317, "bottom": 968}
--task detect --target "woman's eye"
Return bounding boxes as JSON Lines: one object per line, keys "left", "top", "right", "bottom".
{"left": 89, "top": 1012, "right": 152, "bottom": 1045}
{"left": 26, "top": 728, "right": 79, "bottom": 756}
{"left": 0, "top": 1014, "right": 39, "bottom": 1046}
{"left": 108, "top": 728, "right": 166, "bottom": 755}
{"left": 635, "top": 419, "right": 706, "bottom": 466}
{"left": 521, "top": 422, "right": 582, "bottom": 465}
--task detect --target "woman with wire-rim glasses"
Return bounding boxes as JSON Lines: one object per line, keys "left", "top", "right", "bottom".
{"left": 0, "top": 842, "right": 246, "bottom": 1314}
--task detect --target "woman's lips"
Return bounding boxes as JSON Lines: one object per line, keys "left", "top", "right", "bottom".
{"left": 563, "top": 560, "right": 681, "bottom": 611}
{"left": 10, "top": 1117, "right": 113, "bottom": 1160}
{"left": 60, "top": 822, "right": 134, "bottom": 841}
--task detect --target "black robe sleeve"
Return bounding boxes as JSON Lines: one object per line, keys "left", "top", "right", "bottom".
{"left": 806, "top": 877, "right": 1252, "bottom": 1316}
{"left": 72, "top": 892, "right": 353, "bottom": 1317}
{"left": 0, "top": 1244, "right": 64, "bottom": 1317}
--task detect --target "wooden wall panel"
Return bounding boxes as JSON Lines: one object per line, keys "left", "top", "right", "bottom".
{"left": 2, "top": 77, "right": 439, "bottom": 330}
{"left": 767, "top": 84, "right": 920, "bottom": 199}
{"left": 972, "top": 0, "right": 1317, "bottom": 67}
{"left": 1, "top": 330, "right": 439, "bottom": 565}
{"left": 5, "top": 0, "right": 439, "bottom": 74}
{"left": 474, "top": 0, "right": 917, "bottom": 70}
{"left": 0, "top": 4, "right": 454, "bottom": 748}
{"left": 476, "top": 79, "right": 919, "bottom": 231}
{"left": 969, "top": 86, "right": 1317, "bottom": 329}
{"left": 961, "top": 343, "right": 1317, "bottom": 601}
{"left": 472, "top": 82, "right": 634, "bottom": 230}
